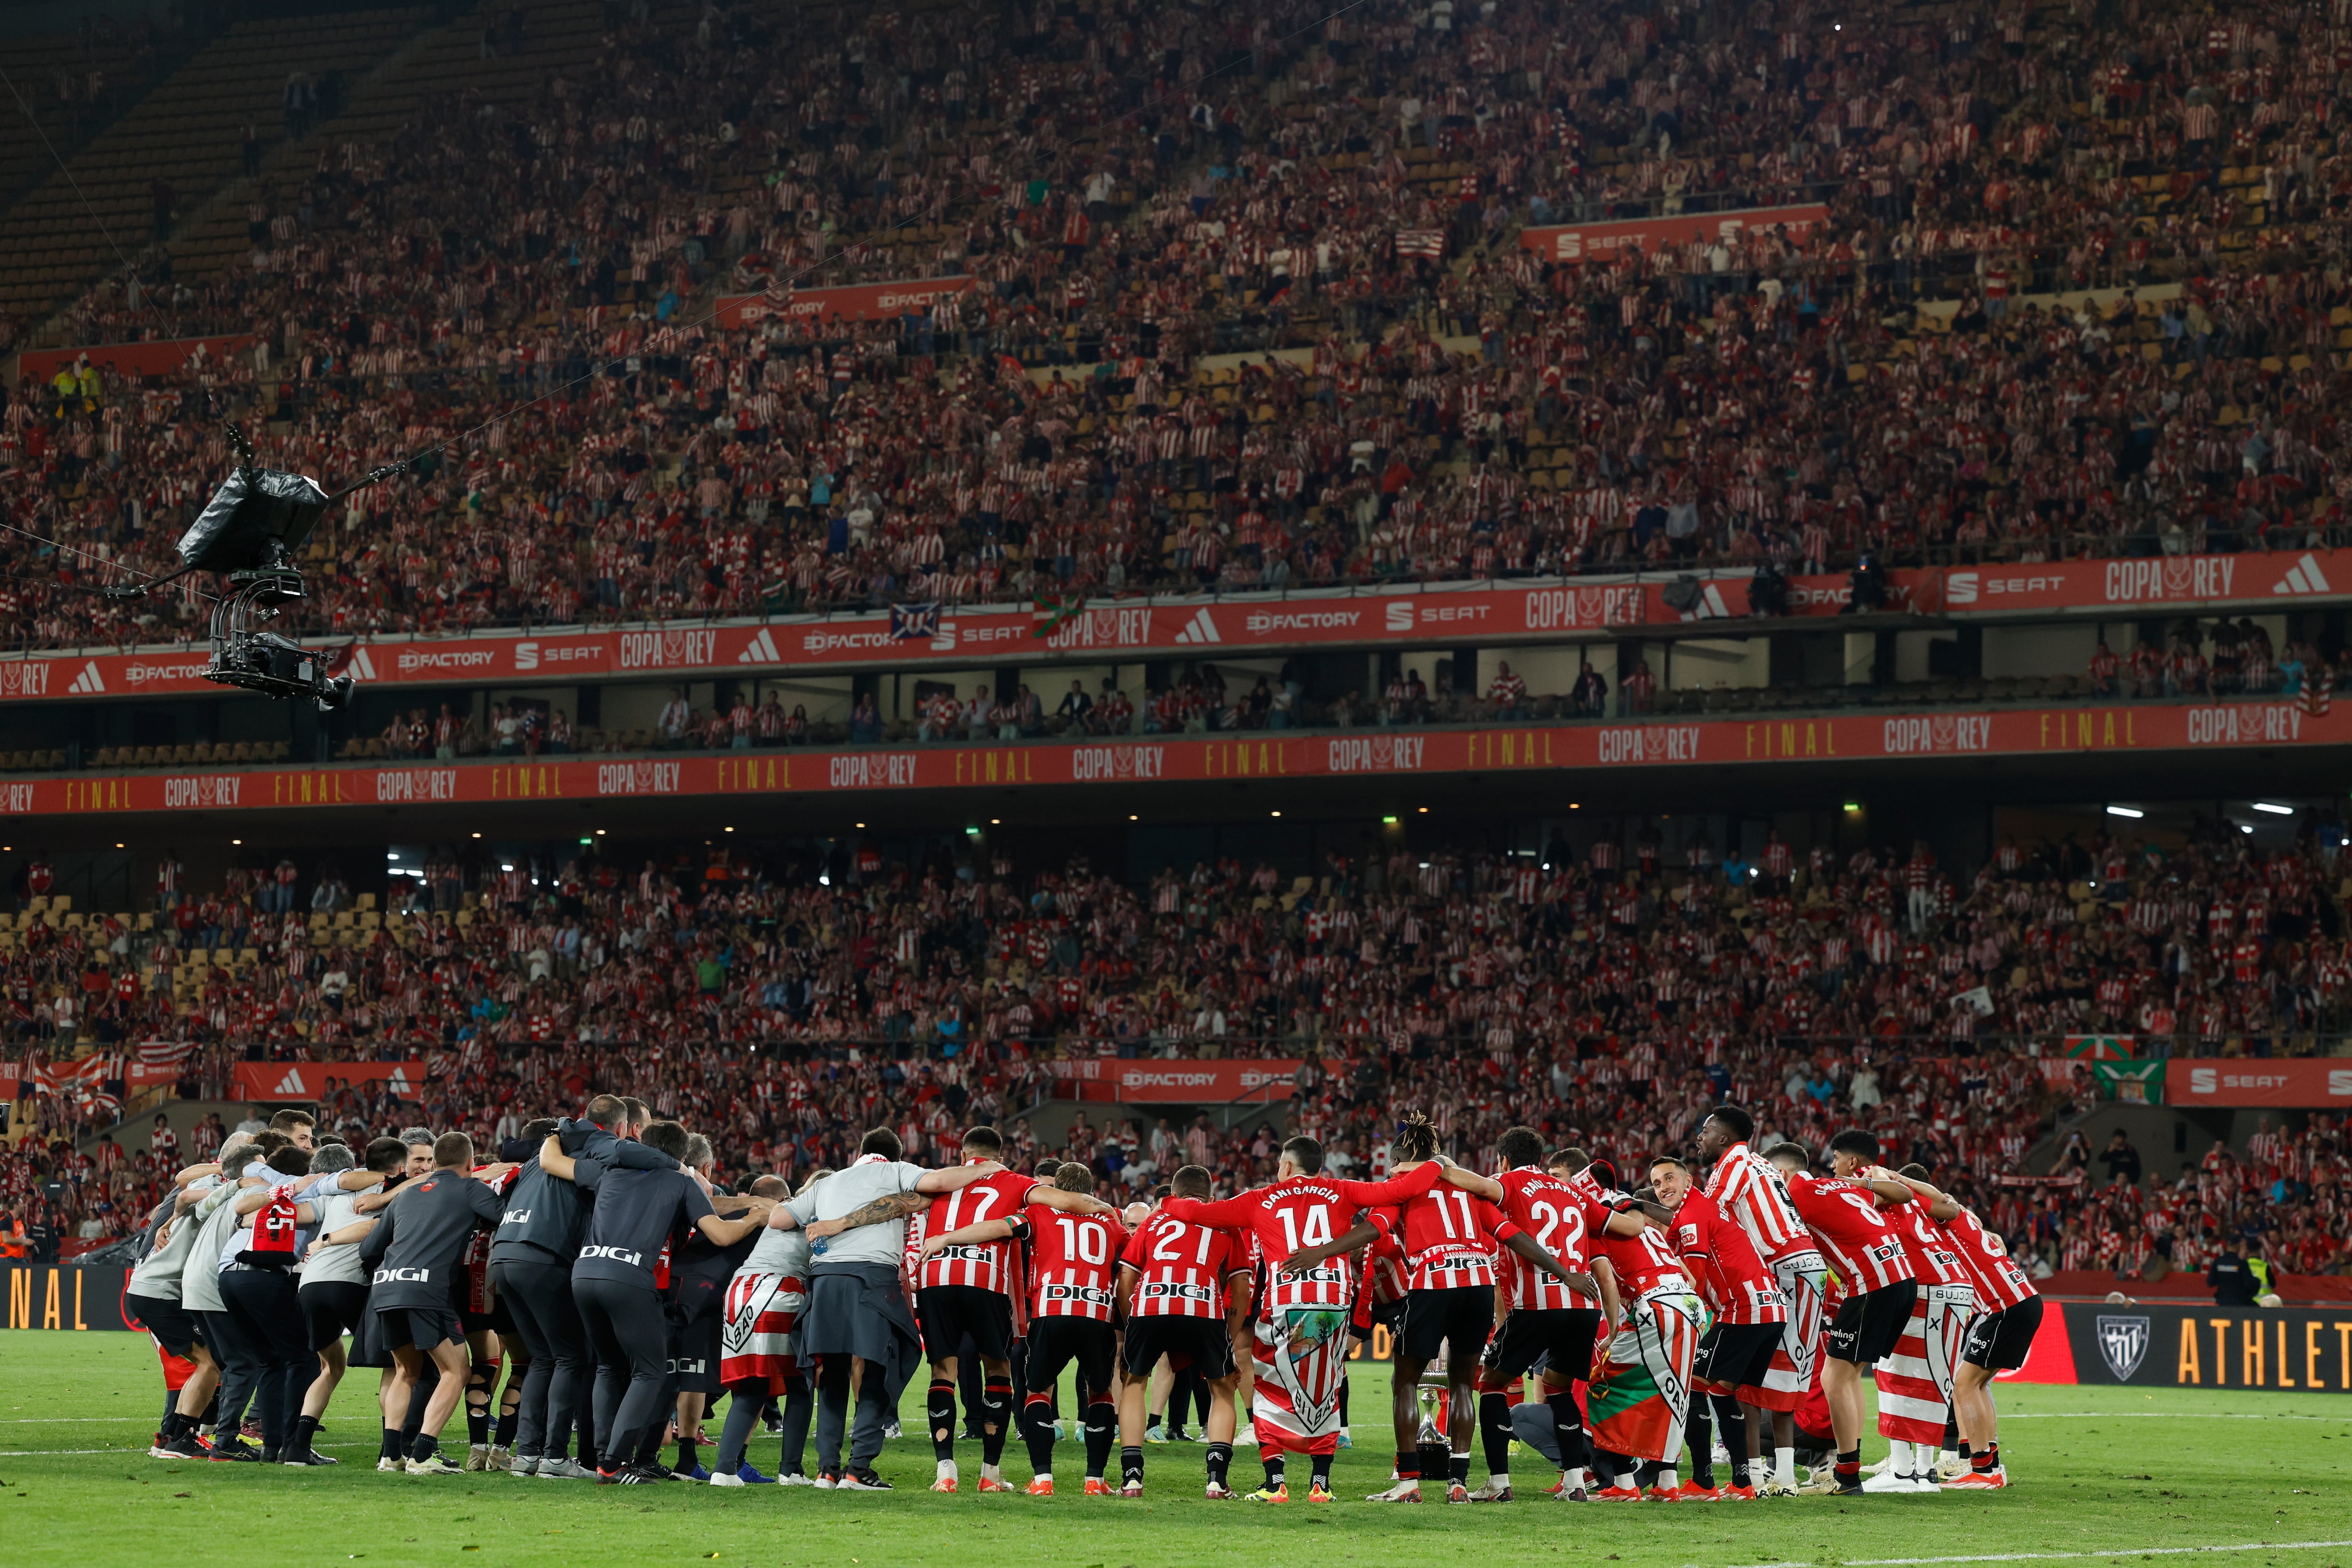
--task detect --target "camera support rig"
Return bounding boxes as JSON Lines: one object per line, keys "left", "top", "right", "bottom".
{"left": 102, "top": 417, "right": 406, "bottom": 712}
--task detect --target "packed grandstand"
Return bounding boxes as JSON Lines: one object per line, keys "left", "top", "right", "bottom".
{"left": 5, "top": 0, "right": 2350, "bottom": 664}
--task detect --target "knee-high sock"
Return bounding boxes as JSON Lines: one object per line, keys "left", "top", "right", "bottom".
{"left": 1546, "top": 1388, "right": 1588, "bottom": 1473}
{"left": 1083, "top": 1398, "right": 1115, "bottom": 1479}
{"left": 466, "top": 1358, "right": 498, "bottom": 1448}
{"left": 1022, "top": 1392, "right": 1057, "bottom": 1476}
{"left": 980, "top": 1377, "right": 1014, "bottom": 1467}
{"left": 1478, "top": 1392, "right": 1514, "bottom": 1480}
{"left": 1685, "top": 1399, "right": 1715, "bottom": 1488}
{"left": 1711, "top": 1395, "right": 1749, "bottom": 1486}
{"left": 927, "top": 1380, "right": 957, "bottom": 1464}
{"left": 496, "top": 1371, "right": 523, "bottom": 1448}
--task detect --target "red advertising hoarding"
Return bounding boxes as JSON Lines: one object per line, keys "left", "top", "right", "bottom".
{"left": 0, "top": 697, "right": 2336, "bottom": 821}
{"left": 7, "top": 549, "right": 2342, "bottom": 707}
{"left": 2165, "top": 1058, "right": 2352, "bottom": 1108}
{"left": 231, "top": 1060, "right": 428, "bottom": 1102}
{"left": 19, "top": 335, "right": 257, "bottom": 382}
{"left": 712, "top": 276, "right": 978, "bottom": 328}
{"left": 1518, "top": 204, "right": 1831, "bottom": 263}
{"left": 1043, "top": 1058, "right": 1301, "bottom": 1104}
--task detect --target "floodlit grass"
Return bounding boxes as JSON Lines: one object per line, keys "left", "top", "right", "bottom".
{"left": 3, "top": 1329, "right": 2349, "bottom": 1567}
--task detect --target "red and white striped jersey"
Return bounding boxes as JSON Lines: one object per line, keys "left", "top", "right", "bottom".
{"left": 1935, "top": 1205, "right": 2036, "bottom": 1312}
{"left": 1162, "top": 1162, "right": 1439, "bottom": 1314}
{"left": 1665, "top": 1188, "right": 1788, "bottom": 1324}
{"left": 1877, "top": 1192, "right": 1974, "bottom": 1289}
{"left": 1563, "top": 1175, "right": 1691, "bottom": 1297}
{"left": 1786, "top": 1173, "right": 1915, "bottom": 1293}
{"left": 1013, "top": 1203, "right": 1128, "bottom": 1322}
{"left": 915, "top": 1169, "right": 1042, "bottom": 1293}
{"left": 1119, "top": 1210, "right": 1247, "bottom": 1319}
{"left": 1496, "top": 1167, "right": 1592, "bottom": 1311}
{"left": 1703, "top": 1141, "right": 1815, "bottom": 1263}
{"left": 1383, "top": 1180, "right": 1519, "bottom": 1292}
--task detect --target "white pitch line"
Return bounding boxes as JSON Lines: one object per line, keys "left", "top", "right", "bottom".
{"left": 0, "top": 1440, "right": 377, "bottom": 1457}
{"left": 1994, "top": 1420, "right": 2343, "bottom": 1429}
{"left": 1751, "top": 1543, "right": 2352, "bottom": 1568}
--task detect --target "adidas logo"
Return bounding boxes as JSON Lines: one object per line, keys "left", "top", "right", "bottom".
{"left": 272, "top": 1068, "right": 308, "bottom": 1096}
{"left": 2273, "top": 552, "right": 2333, "bottom": 596}
{"left": 67, "top": 660, "right": 104, "bottom": 694}
{"left": 1172, "top": 608, "right": 1221, "bottom": 645}
{"left": 347, "top": 646, "right": 377, "bottom": 680}
{"left": 738, "top": 628, "right": 780, "bottom": 664}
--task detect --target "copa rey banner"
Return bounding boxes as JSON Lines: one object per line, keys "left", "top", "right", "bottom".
{"left": 6, "top": 1264, "right": 138, "bottom": 1330}
{"left": 2063, "top": 1302, "right": 2352, "bottom": 1391}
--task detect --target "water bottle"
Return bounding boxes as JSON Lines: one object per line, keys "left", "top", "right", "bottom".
{"left": 809, "top": 1234, "right": 829, "bottom": 1257}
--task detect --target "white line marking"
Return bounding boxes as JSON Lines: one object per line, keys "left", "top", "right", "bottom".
{"left": 0, "top": 1440, "right": 376, "bottom": 1457}
{"left": 1752, "top": 1543, "right": 2352, "bottom": 1568}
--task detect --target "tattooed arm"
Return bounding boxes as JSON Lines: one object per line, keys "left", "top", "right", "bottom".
{"left": 799, "top": 1188, "right": 932, "bottom": 1240}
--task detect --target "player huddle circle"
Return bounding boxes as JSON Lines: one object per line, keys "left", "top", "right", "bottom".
{"left": 119, "top": 1099, "right": 2038, "bottom": 1500}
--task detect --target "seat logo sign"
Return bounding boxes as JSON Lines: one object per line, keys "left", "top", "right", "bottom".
{"left": 2095, "top": 1314, "right": 2149, "bottom": 1380}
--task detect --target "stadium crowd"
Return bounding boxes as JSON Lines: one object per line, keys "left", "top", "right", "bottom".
{"left": 7, "top": 0, "right": 2352, "bottom": 654}
{"left": 5, "top": 820, "right": 2349, "bottom": 1286}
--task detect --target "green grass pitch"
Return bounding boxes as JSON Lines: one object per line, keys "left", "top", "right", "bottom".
{"left": 4, "top": 1329, "right": 2349, "bottom": 1567}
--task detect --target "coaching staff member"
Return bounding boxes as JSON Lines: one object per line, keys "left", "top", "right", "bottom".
{"left": 779, "top": 1127, "right": 1010, "bottom": 1488}
{"left": 538, "top": 1119, "right": 772, "bottom": 1483}
{"left": 360, "top": 1132, "right": 509, "bottom": 1474}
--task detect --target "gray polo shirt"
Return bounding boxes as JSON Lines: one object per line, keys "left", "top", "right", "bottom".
{"left": 180, "top": 1182, "right": 249, "bottom": 1314}
{"left": 299, "top": 1178, "right": 381, "bottom": 1288}
{"left": 782, "top": 1158, "right": 926, "bottom": 1269}
{"left": 127, "top": 1177, "right": 217, "bottom": 1301}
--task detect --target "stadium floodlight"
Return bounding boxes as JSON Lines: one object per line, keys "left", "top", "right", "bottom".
{"left": 2252, "top": 802, "right": 2294, "bottom": 815}
{"left": 2106, "top": 805, "right": 2144, "bottom": 819}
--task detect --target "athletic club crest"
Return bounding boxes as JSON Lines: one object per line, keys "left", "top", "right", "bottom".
{"left": 2095, "top": 1314, "right": 2149, "bottom": 1380}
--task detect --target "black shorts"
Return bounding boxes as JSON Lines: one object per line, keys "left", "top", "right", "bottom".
{"left": 1961, "top": 1296, "right": 2043, "bottom": 1372}
{"left": 1480, "top": 1306, "right": 1600, "bottom": 1386}
{"left": 378, "top": 1305, "right": 466, "bottom": 1354}
{"left": 1025, "top": 1315, "right": 1117, "bottom": 1399}
{"left": 299, "top": 1281, "right": 371, "bottom": 1353}
{"left": 1695, "top": 1320, "right": 1783, "bottom": 1390}
{"left": 668, "top": 1313, "right": 722, "bottom": 1395}
{"left": 125, "top": 1292, "right": 203, "bottom": 1360}
{"left": 1119, "top": 1315, "right": 1236, "bottom": 1381}
{"left": 917, "top": 1283, "right": 1013, "bottom": 1364}
{"left": 1825, "top": 1280, "right": 1918, "bottom": 1366}
{"left": 1398, "top": 1285, "right": 1495, "bottom": 1365}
